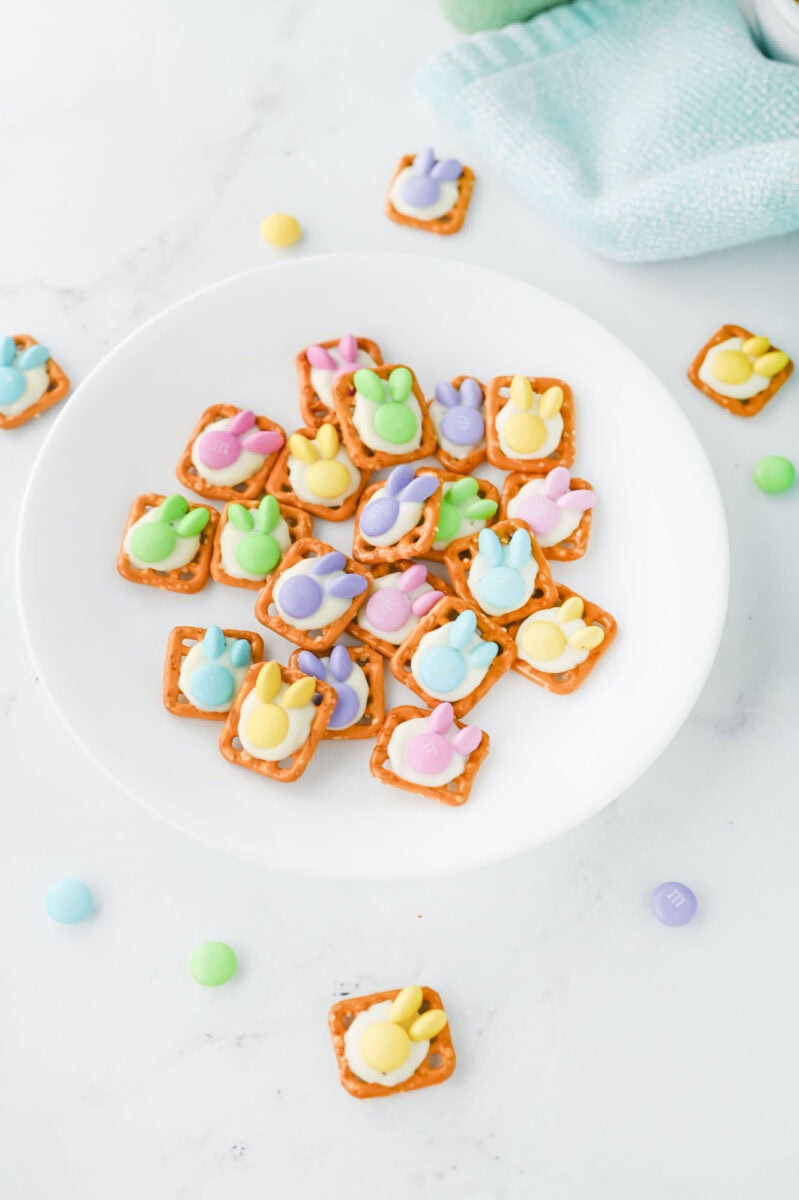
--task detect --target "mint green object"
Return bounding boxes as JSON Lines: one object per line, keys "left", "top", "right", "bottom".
{"left": 189, "top": 941, "right": 237, "bottom": 987}
{"left": 753, "top": 455, "right": 796, "bottom": 494}
{"left": 416, "top": 0, "right": 799, "bottom": 261}
{"left": 439, "top": 0, "right": 568, "bottom": 33}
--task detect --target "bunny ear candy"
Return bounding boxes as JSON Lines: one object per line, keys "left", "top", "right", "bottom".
{"left": 485, "top": 375, "right": 576, "bottom": 473}
{"left": 426, "top": 469, "right": 500, "bottom": 559}
{"left": 386, "top": 147, "right": 475, "bottom": 236}
{"left": 290, "top": 643, "right": 385, "bottom": 740}
{"left": 510, "top": 585, "right": 617, "bottom": 695}
{"left": 352, "top": 467, "right": 441, "bottom": 563}
{"left": 163, "top": 625, "right": 264, "bottom": 720}
{"left": 268, "top": 422, "right": 369, "bottom": 523}
{"left": 296, "top": 335, "right": 384, "bottom": 426}
{"left": 211, "top": 495, "right": 312, "bottom": 590}
{"left": 0, "top": 334, "right": 69, "bottom": 431}
{"left": 370, "top": 701, "right": 490, "bottom": 807}
{"left": 502, "top": 468, "right": 595, "bottom": 560}
{"left": 430, "top": 376, "right": 488, "bottom": 474}
{"left": 118, "top": 493, "right": 218, "bottom": 593}
{"left": 444, "top": 518, "right": 557, "bottom": 624}
{"left": 176, "top": 403, "right": 285, "bottom": 501}
{"left": 350, "top": 561, "right": 451, "bottom": 657}
{"left": 332, "top": 362, "right": 437, "bottom": 469}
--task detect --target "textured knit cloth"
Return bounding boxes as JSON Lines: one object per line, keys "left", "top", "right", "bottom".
{"left": 416, "top": 0, "right": 799, "bottom": 261}
{"left": 439, "top": 0, "right": 570, "bottom": 33}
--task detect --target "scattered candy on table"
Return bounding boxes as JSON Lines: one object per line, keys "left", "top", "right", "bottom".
{"left": 650, "top": 882, "right": 698, "bottom": 927}
{"left": 261, "top": 212, "right": 302, "bottom": 247}
{"left": 386, "top": 147, "right": 475, "bottom": 235}
{"left": 46, "top": 878, "right": 94, "bottom": 925}
{"left": 189, "top": 940, "right": 238, "bottom": 986}
{"left": 753, "top": 455, "right": 796, "bottom": 494}
{"left": 688, "top": 326, "right": 793, "bottom": 417}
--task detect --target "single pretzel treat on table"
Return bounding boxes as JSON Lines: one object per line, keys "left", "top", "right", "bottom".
{"left": 429, "top": 376, "right": 487, "bottom": 474}
{"left": 390, "top": 597, "right": 514, "bottom": 717}
{"left": 175, "top": 404, "right": 285, "bottom": 501}
{"left": 163, "top": 625, "right": 264, "bottom": 720}
{"left": 371, "top": 703, "right": 489, "bottom": 807}
{"left": 254, "top": 539, "right": 372, "bottom": 651}
{"left": 423, "top": 470, "right": 500, "bottom": 562}
{"left": 444, "top": 520, "right": 556, "bottom": 625}
{"left": 687, "top": 325, "right": 793, "bottom": 417}
{"left": 386, "top": 146, "right": 475, "bottom": 236}
{"left": 329, "top": 984, "right": 456, "bottom": 1098}
{"left": 348, "top": 562, "right": 451, "bottom": 658}
{"left": 485, "top": 374, "right": 575, "bottom": 473}
{"left": 267, "top": 422, "right": 368, "bottom": 522}
{"left": 351, "top": 466, "right": 441, "bottom": 564}
{"left": 210, "top": 495, "right": 312, "bottom": 590}
{"left": 219, "top": 660, "right": 335, "bottom": 782}
{"left": 117, "top": 493, "right": 218, "bottom": 593}
{"left": 510, "top": 585, "right": 617, "bottom": 694}
{"left": 296, "top": 334, "right": 383, "bottom": 426}
{"left": 288, "top": 643, "right": 384, "bottom": 740}
{"left": 0, "top": 335, "right": 70, "bottom": 430}
{"left": 332, "top": 364, "right": 436, "bottom": 469}
{"left": 501, "top": 467, "right": 595, "bottom": 561}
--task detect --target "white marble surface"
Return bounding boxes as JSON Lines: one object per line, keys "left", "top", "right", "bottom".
{"left": 2, "top": 2, "right": 799, "bottom": 1196}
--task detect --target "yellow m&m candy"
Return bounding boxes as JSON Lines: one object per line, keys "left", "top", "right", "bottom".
{"left": 360, "top": 1021, "right": 411, "bottom": 1073}
{"left": 711, "top": 350, "right": 752, "bottom": 385}
{"left": 522, "top": 621, "right": 566, "bottom": 662}
{"left": 261, "top": 213, "right": 302, "bottom": 248}
{"left": 246, "top": 703, "right": 288, "bottom": 749}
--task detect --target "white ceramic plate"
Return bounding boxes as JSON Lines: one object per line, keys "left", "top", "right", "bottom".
{"left": 17, "top": 254, "right": 728, "bottom": 880}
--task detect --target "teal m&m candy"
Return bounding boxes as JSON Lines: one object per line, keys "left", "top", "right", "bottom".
{"left": 189, "top": 941, "right": 237, "bottom": 986}
{"left": 46, "top": 878, "right": 94, "bottom": 924}
{"left": 753, "top": 455, "right": 796, "bottom": 494}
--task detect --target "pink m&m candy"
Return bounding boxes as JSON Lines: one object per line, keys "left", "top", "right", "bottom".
{"left": 366, "top": 589, "right": 412, "bottom": 633}
{"left": 198, "top": 428, "right": 242, "bottom": 469}
{"left": 406, "top": 731, "right": 454, "bottom": 776}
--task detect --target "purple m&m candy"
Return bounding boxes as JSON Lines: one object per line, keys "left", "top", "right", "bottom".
{"left": 441, "top": 406, "right": 484, "bottom": 447}
{"left": 278, "top": 574, "right": 322, "bottom": 620}
{"left": 401, "top": 173, "right": 440, "bottom": 208}
{"left": 651, "top": 882, "right": 697, "bottom": 926}
{"left": 360, "top": 496, "right": 399, "bottom": 539}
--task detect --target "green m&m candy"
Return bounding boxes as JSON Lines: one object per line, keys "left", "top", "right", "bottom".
{"left": 236, "top": 531, "right": 281, "bottom": 575}
{"left": 753, "top": 455, "right": 796, "bottom": 494}
{"left": 189, "top": 941, "right": 237, "bottom": 987}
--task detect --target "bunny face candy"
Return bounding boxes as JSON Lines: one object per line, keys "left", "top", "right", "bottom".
{"left": 118, "top": 493, "right": 217, "bottom": 593}
{"left": 254, "top": 539, "right": 372, "bottom": 650}
{"left": 688, "top": 325, "right": 793, "bottom": 417}
{"left": 503, "top": 467, "right": 595, "bottom": 560}
{"left": 511, "top": 587, "right": 617, "bottom": 695}
{"left": 329, "top": 985, "right": 456, "bottom": 1099}
{"left": 0, "top": 335, "right": 69, "bottom": 430}
{"left": 297, "top": 334, "right": 383, "bottom": 426}
{"left": 332, "top": 364, "right": 437, "bottom": 468}
{"left": 445, "top": 520, "right": 557, "bottom": 624}
{"left": 352, "top": 466, "right": 440, "bottom": 563}
{"left": 430, "top": 376, "right": 487, "bottom": 472}
{"left": 269, "top": 423, "right": 366, "bottom": 521}
{"left": 371, "top": 703, "right": 490, "bottom": 806}
{"left": 351, "top": 563, "right": 449, "bottom": 656}
{"left": 292, "top": 643, "right": 385, "bottom": 740}
{"left": 176, "top": 404, "right": 285, "bottom": 501}
{"left": 212, "top": 496, "right": 311, "bottom": 589}
{"left": 386, "top": 147, "right": 475, "bottom": 236}
{"left": 486, "top": 375, "right": 576, "bottom": 473}
{"left": 430, "top": 474, "right": 499, "bottom": 558}
{"left": 163, "top": 625, "right": 264, "bottom": 720}
{"left": 390, "top": 596, "right": 515, "bottom": 717}
{"left": 220, "top": 661, "right": 336, "bottom": 782}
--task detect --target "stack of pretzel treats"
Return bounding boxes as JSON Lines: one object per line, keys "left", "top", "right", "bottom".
{"left": 116, "top": 333, "right": 617, "bottom": 806}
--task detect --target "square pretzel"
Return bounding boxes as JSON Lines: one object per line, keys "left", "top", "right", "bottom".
{"left": 351, "top": 475, "right": 442, "bottom": 565}
{"left": 443, "top": 518, "right": 557, "bottom": 625}
{"left": 266, "top": 423, "right": 370, "bottom": 522}
{"left": 687, "top": 324, "right": 793, "bottom": 417}
{"left": 116, "top": 493, "right": 218, "bottom": 594}
{"left": 500, "top": 471, "right": 594, "bottom": 562}
{"left": 389, "top": 595, "right": 515, "bottom": 718}
{"left": 175, "top": 404, "right": 285, "bottom": 501}
{"left": 163, "top": 625, "right": 265, "bottom": 720}
{"left": 288, "top": 643, "right": 385, "bottom": 740}
{"left": 508, "top": 583, "right": 617, "bottom": 695}
{"left": 385, "top": 152, "right": 475, "bottom": 236}
{"left": 370, "top": 706, "right": 491, "bottom": 808}
{"left": 485, "top": 376, "right": 576, "bottom": 473}
{"left": 253, "top": 537, "right": 373, "bottom": 651}
{"left": 329, "top": 986, "right": 456, "bottom": 1098}
{"left": 332, "top": 363, "right": 437, "bottom": 469}
{"left": 210, "top": 499, "right": 313, "bottom": 590}
{"left": 417, "top": 467, "right": 500, "bottom": 565}
{"left": 218, "top": 662, "right": 336, "bottom": 782}
{"left": 0, "top": 335, "right": 70, "bottom": 431}
{"left": 296, "top": 336, "right": 384, "bottom": 427}
{"left": 346, "top": 561, "right": 453, "bottom": 659}
{"left": 430, "top": 375, "right": 488, "bottom": 475}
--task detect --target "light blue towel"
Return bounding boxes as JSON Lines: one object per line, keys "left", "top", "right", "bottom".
{"left": 415, "top": 0, "right": 799, "bottom": 261}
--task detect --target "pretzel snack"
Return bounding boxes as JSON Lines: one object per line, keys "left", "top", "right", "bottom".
{"left": 417, "top": 467, "right": 500, "bottom": 564}
{"left": 163, "top": 626, "right": 265, "bottom": 720}
{"left": 332, "top": 363, "right": 437, "bottom": 469}
{"left": 288, "top": 643, "right": 385, "bottom": 740}
{"left": 266, "top": 424, "right": 370, "bottom": 522}
{"left": 346, "top": 562, "right": 453, "bottom": 659}
{"left": 500, "top": 471, "right": 594, "bottom": 562}
{"left": 210, "top": 499, "right": 312, "bottom": 590}
{"left": 430, "top": 376, "right": 488, "bottom": 475}
{"left": 370, "top": 706, "right": 490, "bottom": 807}
{"left": 485, "top": 375, "right": 576, "bottom": 473}
{"left": 175, "top": 404, "right": 285, "bottom": 501}
{"left": 0, "top": 335, "right": 70, "bottom": 431}
{"left": 116, "top": 493, "right": 218, "bottom": 594}
{"left": 351, "top": 476, "right": 442, "bottom": 565}
{"left": 509, "top": 583, "right": 617, "bottom": 694}
{"left": 443, "top": 518, "right": 557, "bottom": 625}
{"left": 385, "top": 154, "right": 475, "bottom": 236}
{"left": 296, "top": 336, "right": 384, "bottom": 427}
{"left": 687, "top": 324, "right": 793, "bottom": 417}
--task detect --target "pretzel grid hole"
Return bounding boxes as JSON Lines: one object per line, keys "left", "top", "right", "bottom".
{"left": 228, "top": 733, "right": 298, "bottom": 774}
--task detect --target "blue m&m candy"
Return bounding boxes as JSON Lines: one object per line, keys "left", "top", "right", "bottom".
{"left": 46, "top": 878, "right": 94, "bottom": 924}
{"left": 651, "top": 881, "right": 697, "bottom": 926}
{"left": 191, "top": 663, "right": 235, "bottom": 708}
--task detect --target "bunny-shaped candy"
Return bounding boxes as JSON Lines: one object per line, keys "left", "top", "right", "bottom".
{"left": 297, "top": 645, "right": 368, "bottom": 730}
{"left": 125, "top": 494, "right": 210, "bottom": 571}
{"left": 0, "top": 337, "right": 50, "bottom": 414}
{"left": 467, "top": 527, "right": 537, "bottom": 617}
{"left": 275, "top": 551, "right": 368, "bottom": 630}
{"left": 178, "top": 626, "right": 253, "bottom": 713}
{"left": 192, "top": 409, "right": 284, "bottom": 487}
{"left": 358, "top": 465, "right": 439, "bottom": 547}
{"left": 411, "top": 607, "right": 499, "bottom": 702}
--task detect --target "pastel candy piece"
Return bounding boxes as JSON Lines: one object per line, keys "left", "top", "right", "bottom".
{"left": 366, "top": 588, "right": 412, "bottom": 632}
{"left": 754, "top": 350, "right": 789, "bottom": 377}
{"left": 517, "top": 494, "right": 560, "bottom": 535}
{"left": 45, "top": 878, "right": 94, "bottom": 925}
{"left": 203, "top": 625, "right": 226, "bottom": 658}
{"left": 243, "top": 430, "right": 283, "bottom": 455}
{"left": 191, "top": 662, "right": 235, "bottom": 708}
{"left": 328, "top": 680, "right": 360, "bottom": 729}
{"left": 0, "top": 366, "right": 25, "bottom": 406}
{"left": 189, "top": 941, "right": 238, "bottom": 986}
{"left": 477, "top": 565, "right": 526, "bottom": 611}
{"left": 0, "top": 335, "right": 17, "bottom": 365}
{"left": 753, "top": 455, "right": 796, "bottom": 494}
{"left": 374, "top": 402, "right": 417, "bottom": 446}
{"left": 650, "top": 882, "right": 697, "bottom": 927}
{"left": 419, "top": 644, "right": 467, "bottom": 693}
{"left": 338, "top": 333, "right": 358, "bottom": 366}
{"left": 296, "top": 650, "right": 326, "bottom": 681}
{"left": 307, "top": 345, "right": 337, "bottom": 370}
{"left": 261, "top": 212, "right": 301, "bottom": 247}
{"left": 543, "top": 466, "right": 571, "bottom": 498}
{"left": 389, "top": 985, "right": 424, "bottom": 1023}
{"left": 398, "top": 564, "right": 428, "bottom": 592}
{"left": 406, "top": 730, "right": 454, "bottom": 776}
{"left": 408, "top": 1009, "right": 448, "bottom": 1041}
{"left": 236, "top": 531, "right": 281, "bottom": 575}
{"left": 312, "top": 551, "right": 347, "bottom": 575}
{"left": 742, "top": 335, "right": 770, "bottom": 357}
{"left": 441, "top": 404, "right": 484, "bottom": 445}
{"left": 197, "top": 428, "right": 243, "bottom": 469}
{"left": 413, "top": 589, "right": 444, "bottom": 617}
{"left": 227, "top": 409, "right": 256, "bottom": 436}
{"left": 328, "top": 644, "right": 353, "bottom": 680}
{"left": 129, "top": 521, "right": 176, "bottom": 564}
{"left": 413, "top": 146, "right": 436, "bottom": 174}
{"left": 401, "top": 173, "right": 441, "bottom": 207}
{"left": 360, "top": 495, "right": 400, "bottom": 538}
{"left": 360, "top": 1021, "right": 410, "bottom": 1073}
{"left": 435, "top": 381, "right": 460, "bottom": 408}
{"left": 279, "top": 574, "right": 322, "bottom": 619}
{"left": 710, "top": 349, "right": 752, "bottom": 385}
{"left": 431, "top": 158, "right": 462, "bottom": 181}
{"left": 229, "top": 639, "right": 252, "bottom": 668}
{"left": 17, "top": 344, "right": 49, "bottom": 369}
{"left": 307, "top": 459, "right": 351, "bottom": 498}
